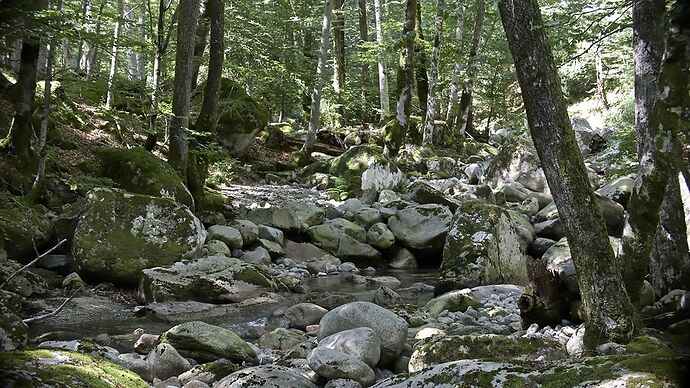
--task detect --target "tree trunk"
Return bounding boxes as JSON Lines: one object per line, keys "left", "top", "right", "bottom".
{"left": 423, "top": 0, "right": 444, "bottom": 146}
{"left": 358, "top": 0, "right": 370, "bottom": 114}
{"left": 10, "top": 38, "right": 22, "bottom": 73}
{"left": 302, "top": 0, "right": 334, "bottom": 158}
{"left": 374, "top": 0, "right": 390, "bottom": 121}
{"left": 455, "top": 0, "right": 484, "bottom": 137}
{"left": 445, "top": 4, "right": 465, "bottom": 123}
{"left": 498, "top": 0, "right": 636, "bottom": 347}
{"left": 75, "top": 0, "right": 89, "bottom": 72}
{"left": 169, "top": 0, "right": 201, "bottom": 178}
{"left": 105, "top": 0, "right": 124, "bottom": 108}
{"left": 191, "top": 0, "right": 210, "bottom": 91}
{"left": 595, "top": 44, "right": 609, "bottom": 110}
{"left": 4, "top": 0, "right": 44, "bottom": 165}
{"left": 332, "top": 0, "right": 346, "bottom": 125}
{"left": 414, "top": 2, "right": 429, "bottom": 117}
{"left": 193, "top": 0, "right": 224, "bottom": 132}
{"left": 622, "top": 0, "right": 689, "bottom": 306}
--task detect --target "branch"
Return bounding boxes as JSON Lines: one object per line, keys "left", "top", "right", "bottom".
{"left": 22, "top": 288, "right": 81, "bottom": 325}
{"left": 0, "top": 239, "right": 67, "bottom": 290}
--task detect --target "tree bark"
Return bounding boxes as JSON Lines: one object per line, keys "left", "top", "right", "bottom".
{"left": 169, "top": 0, "right": 201, "bottom": 178}
{"left": 595, "top": 44, "right": 610, "bottom": 110}
{"left": 498, "top": 0, "right": 636, "bottom": 347}
{"left": 445, "top": 3, "right": 465, "bottom": 123}
{"left": 302, "top": 0, "right": 334, "bottom": 158}
{"left": 423, "top": 0, "right": 444, "bottom": 146}
{"left": 105, "top": 0, "right": 124, "bottom": 108}
{"left": 10, "top": 38, "right": 22, "bottom": 73}
{"left": 395, "top": 0, "right": 416, "bottom": 129}
{"left": 193, "top": 0, "right": 224, "bottom": 132}
{"left": 414, "top": 2, "right": 429, "bottom": 117}
{"left": 455, "top": 0, "right": 484, "bottom": 137}
{"left": 622, "top": 0, "right": 689, "bottom": 305}
{"left": 374, "top": 0, "right": 390, "bottom": 121}
{"left": 191, "top": 0, "right": 210, "bottom": 91}
{"left": 358, "top": 0, "right": 370, "bottom": 113}
{"left": 332, "top": 0, "right": 346, "bottom": 125}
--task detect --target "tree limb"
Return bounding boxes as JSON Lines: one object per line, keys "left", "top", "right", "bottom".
{"left": 22, "top": 288, "right": 81, "bottom": 325}
{"left": 0, "top": 239, "right": 67, "bottom": 290}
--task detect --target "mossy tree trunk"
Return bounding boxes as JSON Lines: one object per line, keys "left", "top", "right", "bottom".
{"left": 455, "top": 0, "right": 484, "bottom": 138}
{"left": 193, "top": 0, "right": 224, "bottom": 133}
{"left": 498, "top": 0, "right": 636, "bottom": 347}
{"left": 374, "top": 0, "right": 391, "bottom": 122}
{"left": 358, "top": 0, "right": 370, "bottom": 116}
{"left": 445, "top": 3, "right": 465, "bottom": 125}
{"left": 169, "top": 0, "right": 201, "bottom": 179}
{"left": 414, "top": 2, "right": 429, "bottom": 118}
{"left": 622, "top": 0, "right": 689, "bottom": 305}
{"left": 148, "top": 0, "right": 176, "bottom": 147}
{"left": 332, "top": 0, "right": 346, "bottom": 126}
{"left": 190, "top": 0, "right": 210, "bottom": 92}
{"left": 423, "top": 0, "right": 444, "bottom": 146}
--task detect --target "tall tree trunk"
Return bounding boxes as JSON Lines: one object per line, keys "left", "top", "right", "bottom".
{"left": 595, "top": 44, "right": 610, "bottom": 110}
{"left": 455, "top": 0, "right": 484, "bottom": 137}
{"left": 414, "top": 2, "right": 429, "bottom": 117}
{"left": 423, "top": 0, "right": 444, "bottom": 146}
{"left": 126, "top": 3, "right": 139, "bottom": 81}
{"left": 358, "top": 0, "right": 370, "bottom": 115}
{"left": 332, "top": 0, "right": 346, "bottom": 125}
{"left": 75, "top": 0, "right": 89, "bottom": 72}
{"left": 302, "top": 0, "right": 334, "bottom": 158}
{"left": 374, "top": 0, "right": 390, "bottom": 121}
{"left": 169, "top": 0, "right": 201, "bottom": 178}
{"left": 10, "top": 38, "right": 22, "bottom": 73}
{"left": 193, "top": 0, "right": 224, "bottom": 132}
{"left": 445, "top": 3, "right": 465, "bottom": 123}
{"left": 105, "top": 0, "right": 124, "bottom": 108}
{"left": 622, "top": 0, "right": 689, "bottom": 305}
{"left": 498, "top": 0, "right": 636, "bottom": 347}
{"left": 3, "top": 0, "right": 45, "bottom": 165}
{"left": 191, "top": 0, "right": 210, "bottom": 91}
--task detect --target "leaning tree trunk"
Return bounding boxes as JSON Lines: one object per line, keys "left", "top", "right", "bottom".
{"left": 445, "top": 3, "right": 465, "bottom": 124}
{"left": 193, "top": 0, "right": 224, "bottom": 133}
{"left": 498, "top": 0, "right": 636, "bottom": 347}
{"left": 191, "top": 0, "right": 210, "bottom": 91}
{"left": 332, "top": 0, "right": 346, "bottom": 125}
{"left": 622, "top": 0, "right": 689, "bottom": 305}
{"left": 169, "top": 0, "right": 201, "bottom": 178}
{"left": 455, "top": 0, "right": 484, "bottom": 138}
{"left": 374, "top": 0, "right": 390, "bottom": 121}
{"left": 105, "top": 0, "right": 124, "bottom": 108}
{"left": 423, "top": 0, "right": 444, "bottom": 146}
{"left": 302, "top": 0, "right": 334, "bottom": 158}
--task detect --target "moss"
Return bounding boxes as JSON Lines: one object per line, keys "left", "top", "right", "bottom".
{"left": 382, "top": 119, "right": 406, "bottom": 153}
{"left": 0, "top": 349, "right": 148, "bottom": 387}
{"left": 0, "top": 194, "right": 53, "bottom": 262}
{"left": 326, "top": 144, "right": 398, "bottom": 196}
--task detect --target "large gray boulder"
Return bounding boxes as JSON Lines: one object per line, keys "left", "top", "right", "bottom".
{"left": 319, "top": 327, "right": 382, "bottom": 368}
{"left": 0, "top": 305, "right": 28, "bottom": 351}
{"left": 139, "top": 255, "right": 283, "bottom": 303}
{"left": 285, "top": 303, "right": 329, "bottom": 329}
{"left": 307, "top": 347, "right": 376, "bottom": 387}
{"left": 248, "top": 202, "right": 324, "bottom": 233}
{"left": 366, "top": 223, "right": 395, "bottom": 250}
{"left": 318, "top": 301, "right": 408, "bottom": 365}
{"left": 146, "top": 343, "right": 191, "bottom": 380}
{"left": 215, "top": 365, "right": 317, "bottom": 388}
{"left": 72, "top": 188, "right": 206, "bottom": 286}
{"left": 0, "top": 196, "right": 52, "bottom": 262}
{"left": 485, "top": 138, "right": 547, "bottom": 193}
{"left": 438, "top": 201, "right": 533, "bottom": 293}
{"left": 387, "top": 204, "right": 453, "bottom": 252}
{"left": 308, "top": 220, "right": 381, "bottom": 263}
{"left": 535, "top": 194, "right": 625, "bottom": 237}
{"left": 207, "top": 225, "right": 243, "bottom": 249}
{"left": 160, "top": 321, "right": 258, "bottom": 364}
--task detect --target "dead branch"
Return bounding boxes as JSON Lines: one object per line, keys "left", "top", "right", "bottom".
{"left": 0, "top": 239, "right": 67, "bottom": 290}
{"left": 22, "top": 288, "right": 81, "bottom": 325}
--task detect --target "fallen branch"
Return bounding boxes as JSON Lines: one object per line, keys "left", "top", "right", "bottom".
{"left": 22, "top": 288, "right": 81, "bottom": 325}
{"left": 0, "top": 239, "right": 67, "bottom": 290}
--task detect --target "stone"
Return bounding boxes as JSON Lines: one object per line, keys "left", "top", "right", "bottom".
{"left": 283, "top": 240, "right": 331, "bottom": 263}
{"left": 366, "top": 223, "right": 395, "bottom": 251}
{"left": 308, "top": 222, "right": 381, "bottom": 263}
{"left": 566, "top": 325, "right": 586, "bottom": 357}
{"left": 118, "top": 353, "right": 153, "bottom": 381}
{"left": 535, "top": 194, "right": 625, "bottom": 237}
{"left": 354, "top": 208, "right": 383, "bottom": 229}
{"left": 319, "top": 328, "right": 381, "bottom": 368}
{"left": 373, "top": 287, "right": 404, "bottom": 307}
{"left": 325, "top": 379, "right": 363, "bottom": 388}
{"left": 178, "top": 359, "right": 240, "bottom": 386}
{"left": 285, "top": 303, "right": 328, "bottom": 330}
{"left": 640, "top": 280, "right": 656, "bottom": 308}
{"left": 240, "top": 247, "right": 272, "bottom": 266}
{"left": 528, "top": 237, "right": 557, "bottom": 258}
{"left": 407, "top": 181, "right": 461, "bottom": 212}
{"left": 0, "top": 196, "right": 53, "bottom": 262}
{"left": 140, "top": 255, "right": 283, "bottom": 303}
{"left": 387, "top": 248, "right": 417, "bottom": 270}
{"left": 318, "top": 301, "right": 408, "bottom": 364}
{"left": 160, "top": 321, "right": 258, "bottom": 364}
{"left": 207, "top": 225, "right": 243, "bottom": 249}
{"left": 229, "top": 219, "right": 259, "bottom": 245}
{"left": 327, "top": 145, "right": 405, "bottom": 200}
{"left": 307, "top": 347, "right": 376, "bottom": 387}
{"left": 438, "top": 201, "right": 533, "bottom": 293}
{"left": 248, "top": 202, "right": 324, "bottom": 233}
{"left": 423, "top": 289, "right": 480, "bottom": 317}
{"left": 0, "top": 258, "right": 49, "bottom": 297}
{"left": 257, "top": 239, "right": 284, "bottom": 258}
{"left": 0, "top": 305, "right": 28, "bottom": 351}
{"left": 215, "top": 365, "right": 317, "bottom": 388}
{"left": 72, "top": 188, "right": 206, "bottom": 287}
{"left": 134, "top": 333, "right": 159, "bottom": 355}
{"left": 258, "top": 225, "right": 285, "bottom": 245}
{"left": 205, "top": 240, "right": 231, "bottom": 256}
{"left": 597, "top": 175, "right": 635, "bottom": 208}
{"left": 387, "top": 204, "right": 453, "bottom": 252}
{"left": 257, "top": 328, "right": 305, "bottom": 351}
{"left": 147, "top": 343, "right": 191, "bottom": 380}
{"left": 485, "top": 138, "right": 547, "bottom": 193}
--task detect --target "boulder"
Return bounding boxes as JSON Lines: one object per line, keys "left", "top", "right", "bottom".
{"left": 160, "top": 321, "right": 258, "bottom": 364}
{"left": 407, "top": 181, "right": 460, "bottom": 212}
{"left": 423, "top": 289, "right": 480, "bottom": 317}
{"left": 257, "top": 239, "right": 284, "bottom": 258}
{"left": 485, "top": 138, "right": 547, "bottom": 193}
{"left": 354, "top": 208, "right": 383, "bottom": 229}
{"left": 147, "top": 343, "right": 191, "bottom": 380}
{"left": 283, "top": 240, "right": 330, "bottom": 263}
{"left": 215, "top": 365, "right": 317, "bottom": 388}
{"left": 178, "top": 359, "right": 240, "bottom": 386}
{"left": 387, "top": 248, "right": 417, "bottom": 270}
{"left": 0, "top": 258, "right": 49, "bottom": 297}
{"left": 258, "top": 328, "right": 305, "bottom": 351}
{"left": 285, "top": 303, "right": 329, "bottom": 329}
{"left": 387, "top": 204, "right": 453, "bottom": 252}
{"left": 439, "top": 201, "right": 533, "bottom": 293}
{"left": 139, "top": 255, "right": 283, "bottom": 303}
{"left": 229, "top": 219, "right": 259, "bottom": 245}
{"left": 240, "top": 247, "right": 272, "bottom": 266}
{"left": 248, "top": 203, "right": 324, "bottom": 233}
{"left": 328, "top": 145, "right": 405, "bottom": 200}
{"left": 319, "top": 328, "right": 382, "bottom": 368}
{"left": 258, "top": 225, "right": 285, "bottom": 245}
{"left": 535, "top": 194, "right": 624, "bottom": 237}
{"left": 72, "top": 188, "right": 206, "bottom": 287}
{"left": 307, "top": 347, "right": 376, "bottom": 387}
{"left": 0, "top": 305, "right": 28, "bottom": 351}
{"left": 207, "top": 225, "right": 243, "bottom": 249}
{"left": 366, "top": 223, "right": 395, "bottom": 251}
{"left": 318, "top": 301, "right": 408, "bottom": 364}
{"left": 308, "top": 221, "right": 381, "bottom": 263}
{"left": 206, "top": 240, "right": 231, "bottom": 256}
{"left": 0, "top": 195, "right": 52, "bottom": 262}
{"left": 96, "top": 147, "right": 194, "bottom": 207}
{"left": 597, "top": 175, "right": 635, "bottom": 208}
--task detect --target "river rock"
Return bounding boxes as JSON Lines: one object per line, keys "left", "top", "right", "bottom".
{"left": 283, "top": 240, "right": 331, "bottom": 263}
{"left": 354, "top": 208, "right": 383, "bottom": 229}
{"left": 72, "top": 188, "right": 206, "bottom": 286}
{"left": 207, "top": 225, "right": 243, "bottom": 249}
{"left": 215, "top": 365, "right": 317, "bottom": 388}
{"left": 485, "top": 138, "right": 547, "bottom": 193}
{"left": 0, "top": 305, "right": 28, "bottom": 351}
{"left": 147, "top": 343, "right": 191, "bottom": 380}
{"left": 206, "top": 240, "right": 231, "bottom": 256}
{"left": 407, "top": 181, "right": 460, "bottom": 212}
{"left": 240, "top": 246, "right": 272, "bottom": 266}
{"left": 597, "top": 175, "right": 635, "bottom": 208}
{"left": 423, "top": 289, "right": 480, "bottom": 317}
{"left": 258, "top": 225, "right": 285, "bottom": 245}
{"left": 258, "top": 328, "right": 305, "bottom": 351}
{"left": 366, "top": 223, "right": 395, "bottom": 250}
{"left": 0, "top": 258, "right": 49, "bottom": 297}
{"left": 319, "top": 327, "right": 382, "bottom": 367}
{"left": 257, "top": 239, "right": 284, "bottom": 258}
{"left": 535, "top": 194, "right": 625, "bottom": 237}
{"left": 438, "top": 201, "right": 532, "bottom": 293}
{"left": 387, "top": 204, "right": 453, "bottom": 252}
{"left": 308, "top": 347, "right": 376, "bottom": 387}
{"left": 178, "top": 359, "right": 240, "bottom": 386}
{"left": 140, "top": 255, "right": 282, "bottom": 303}
{"left": 308, "top": 221, "right": 381, "bottom": 263}
{"left": 161, "top": 321, "right": 258, "bottom": 364}
{"left": 248, "top": 202, "right": 324, "bottom": 233}
{"left": 285, "top": 303, "right": 328, "bottom": 329}
{"left": 318, "top": 301, "right": 408, "bottom": 364}
{"left": 325, "top": 379, "right": 363, "bottom": 388}
{"left": 118, "top": 353, "right": 153, "bottom": 382}
{"left": 0, "top": 195, "right": 53, "bottom": 262}
{"left": 229, "top": 219, "right": 259, "bottom": 245}
{"left": 387, "top": 248, "right": 417, "bottom": 270}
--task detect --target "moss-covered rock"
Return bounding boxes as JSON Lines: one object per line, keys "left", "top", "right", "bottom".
{"left": 72, "top": 188, "right": 206, "bottom": 287}
{"left": 96, "top": 147, "right": 194, "bottom": 207}
{"left": 0, "top": 258, "right": 49, "bottom": 297}
{"left": 178, "top": 359, "right": 240, "bottom": 386}
{"left": 191, "top": 78, "right": 269, "bottom": 158}
{"left": 438, "top": 200, "right": 533, "bottom": 293}
{"left": 0, "top": 349, "right": 148, "bottom": 387}
{"left": 0, "top": 195, "right": 53, "bottom": 263}
{"left": 485, "top": 137, "right": 547, "bottom": 193}
{"left": 327, "top": 145, "right": 404, "bottom": 199}
{"left": 0, "top": 305, "right": 28, "bottom": 351}
{"left": 161, "top": 321, "right": 258, "bottom": 364}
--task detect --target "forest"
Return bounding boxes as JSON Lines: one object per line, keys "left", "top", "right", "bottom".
{"left": 0, "top": 0, "right": 688, "bottom": 386}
